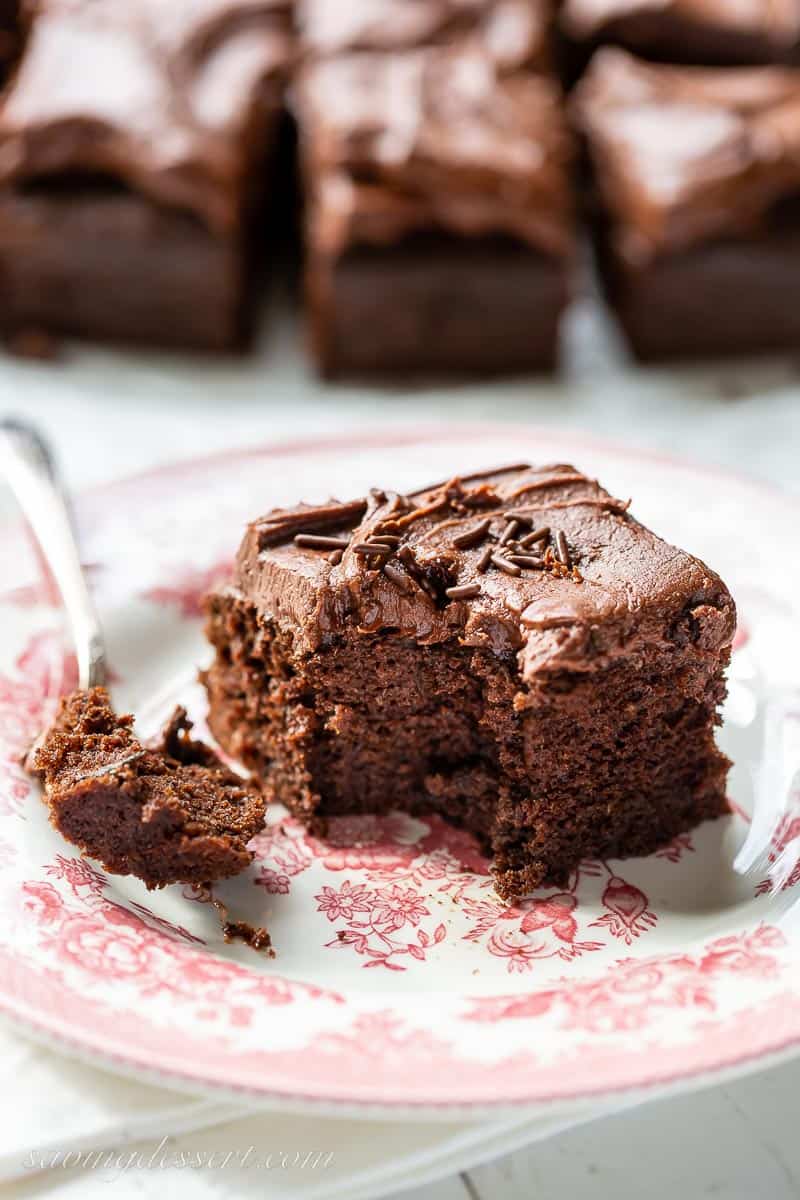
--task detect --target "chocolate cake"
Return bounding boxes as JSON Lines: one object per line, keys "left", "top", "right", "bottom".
{"left": 31, "top": 688, "right": 267, "bottom": 890}
{"left": 561, "top": 0, "right": 800, "bottom": 70}
{"left": 573, "top": 49, "right": 800, "bottom": 361}
{"left": 293, "top": 1, "right": 574, "bottom": 377}
{"left": 203, "top": 464, "right": 735, "bottom": 900}
{"left": 0, "top": 0, "right": 293, "bottom": 350}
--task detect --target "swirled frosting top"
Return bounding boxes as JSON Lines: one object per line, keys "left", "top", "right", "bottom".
{"left": 573, "top": 47, "right": 800, "bottom": 261}
{"left": 230, "top": 463, "right": 735, "bottom": 681}
{"left": 0, "top": 0, "right": 294, "bottom": 231}
{"left": 295, "top": 44, "right": 574, "bottom": 258}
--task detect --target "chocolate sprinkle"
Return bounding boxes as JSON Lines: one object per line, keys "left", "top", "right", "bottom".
{"left": 328, "top": 549, "right": 344, "bottom": 565}
{"left": 490, "top": 553, "right": 522, "bottom": 577}
{"left": 519, "top": 525, "right": 550, "bottom": 549}
{"left": 476, "top": 544, "right": 494, "bottom": 573}
{"left": 508, "top": 555, "right": 546, "bottom": 570}
{"left": 294, "top": 534, "right": 351, "bottom": 550}
{"left": 352, "top": 542, "right": 393, "bottom": 557}
{"left": 445, "top": 582, "right": 482, "bottom": 601}
{"left": 452, "top": 518, "right": 491, "bottom": 550}
{"left": 498, "top": 519, "right": 521, "bottom": 547}
{"left": 555, "top": 530, "right": 570, "bottom": 567}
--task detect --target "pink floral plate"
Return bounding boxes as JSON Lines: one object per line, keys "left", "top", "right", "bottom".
{"left": 1, "top": 425, "right": 799, "bottom": 1117}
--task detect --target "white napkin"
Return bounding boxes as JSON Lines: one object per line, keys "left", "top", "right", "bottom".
{"left": 0, "top": 1017, "right": 621, "bottom": 1200}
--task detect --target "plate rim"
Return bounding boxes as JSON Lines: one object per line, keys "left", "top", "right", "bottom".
{"left": 1, "top": 997, "right": 799, "bottom": 1121}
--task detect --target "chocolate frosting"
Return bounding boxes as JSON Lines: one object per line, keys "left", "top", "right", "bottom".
{"left": 562, "top": 0, "right": 800, "bottom": 43}
{"left": 230, "top": 464, "right": 735, "bottom": 682}
{"left": 295, "top": 47, "right": 574, "bottom": 258}
{"left": 298, "top": 0, "right": 552, "bottom": 73}
{"left": 0, "top": 0, "right": 294, "bottom": 231}
{"left": 573, "top": 48, "right": 800, "bottom": 261}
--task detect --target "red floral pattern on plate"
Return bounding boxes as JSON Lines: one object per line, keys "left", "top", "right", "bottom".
{"left": 590, "top": 872, "right": 658, "bottom": 946}
{"left": 250, "top": 819, "right": 662, "bottom": 974}
{"left": 465, "top": 926, "right": 787, "bottom": 1032}
{"left": 23, "top": 857, "right": 344, "bottom": 1026}
{"left": 317, "top": 879, "right": 448, "bottom": 972}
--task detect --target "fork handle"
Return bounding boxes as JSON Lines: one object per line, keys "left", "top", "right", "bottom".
{"left": 0, "top": 418, "right": 107, "bottom": 690}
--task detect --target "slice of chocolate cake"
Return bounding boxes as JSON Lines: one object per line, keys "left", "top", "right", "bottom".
{"left": 293, "top": 0, "right": 574, "bottom": 377}
{"left": 31, "top": 688, "right": 267, "bottom": 890}
{"left": 573, "top": 49, "right": 800, "bottom": 361}
{"left": 0, "top": 0, "right": 293, "bottom": 351}
{"left": 204, "top": 465, "right": 735, "bottom": 900}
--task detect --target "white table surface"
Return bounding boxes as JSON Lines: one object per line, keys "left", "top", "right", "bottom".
{"left": 1, "top": 291, "right": 799, "bottom": 1200}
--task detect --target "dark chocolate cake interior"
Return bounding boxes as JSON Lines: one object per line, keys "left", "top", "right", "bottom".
{"left": 204, "top": 465, "right": 735, "bottom": 899}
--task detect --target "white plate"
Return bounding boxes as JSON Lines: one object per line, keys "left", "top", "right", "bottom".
{"left": 1, "top": 425, "right": 799, "bottom": 1117}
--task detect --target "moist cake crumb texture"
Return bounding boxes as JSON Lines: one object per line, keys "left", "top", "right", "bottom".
{"left": 31, "top": 687, "right": 267, "bottom": 890}
{"left": 203, "top": 463, "right": 736, "bottom": 900}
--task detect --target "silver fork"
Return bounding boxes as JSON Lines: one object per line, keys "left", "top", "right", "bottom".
{"left": 0, "top": 417, "right": 107, "bottom": 693}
